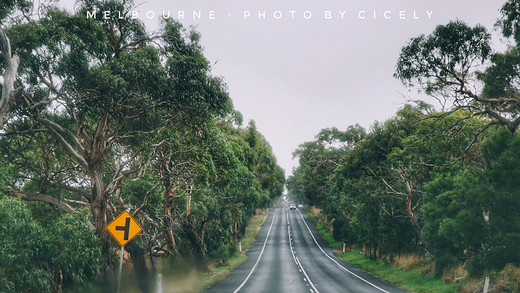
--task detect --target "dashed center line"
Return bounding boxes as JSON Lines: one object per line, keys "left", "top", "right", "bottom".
{"left": 296, "top": 209, "right": 391, "bottom": 293}
{"left": 287, "top": 209, "right": 320, "bottom": 293}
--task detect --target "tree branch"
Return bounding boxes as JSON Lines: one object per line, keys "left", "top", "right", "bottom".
{"left": 51, "top": 183, "right": 91, "bottom": 198}
{"left": 365, "top": 165, "right": 406, "bottom": 196}
{"left": 63, "top": 198, "right": 89, "bottom": 206}
{"left": 33, "top": 115, "right": 88, "bottom": 169}
{"left": 9, "top": 190, "right": 76, "bottom": 214}
{"left": 133, "top": 182, "right": 161, "bottom": 217}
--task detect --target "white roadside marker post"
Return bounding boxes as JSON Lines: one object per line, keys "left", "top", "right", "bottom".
{"left": 483, "top": 276, "right": 490, "bottom": 293}
{"left": 157, "top": 274, "right": 162, "bottom": 293}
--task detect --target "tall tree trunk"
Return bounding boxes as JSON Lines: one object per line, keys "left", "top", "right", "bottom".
{"left": 230, "top": 209, "right": 236, "bottom": 245}
{"left": 199, "top": 217, "right": 207, "bottom": 245}
{"left": 89, "top": 161, "right": 114, "bottom": 291}
{"left": 186, "top": 187, "right": 192, "bottom": 218}
{"left": 182, "top": 215, "right": 207, "bottom": 271}
{"left": 234, "top": 222, "right": 238, "bottom": 244}
{"left": 405, "top": 180, "right": 420, "bottom": 235}
{"left": 162, "top": 188, "right": 178, "bottom": 255}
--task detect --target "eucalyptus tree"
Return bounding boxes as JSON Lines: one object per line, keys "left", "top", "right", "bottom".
{"left": 210, "top": 120, "right": 284, "bottom": 243}
{"left": 241, "top": 121, "right": 285, "bottom": 201}
{"left": 395, "top": 0, "right": 520, "bottom": 134}
{"left": 289, "top": 125, "right": 365, "bottom": 209}
{"left": 0, "top": 28, "right": 21, "bottom": 129}
{"left": 330, "top": 116, "right": 421, "bottom": 258}
{"left": 289, "top": 103, "right": 490, "bottom": 259}
{"left": 422, "top": 126, "right": 520, "bottom": 276}
{"left": 150, "top": 123, "right": 219, "bottom": 270}
{"left": 0, "top": 197, "right": 101, "bottom": 293}
{"left": 0, "top": 0, "right": 32, "bottom": 128}
{"left": 2, "top": 0, "right": 232, "bottom": 288}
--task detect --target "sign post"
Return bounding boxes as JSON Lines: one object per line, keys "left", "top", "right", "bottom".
{"left": 117, "top": 246, "right": 124, "bottom": 293}
{"left": 107, "top": 211, "right": 143, "bottom": 293}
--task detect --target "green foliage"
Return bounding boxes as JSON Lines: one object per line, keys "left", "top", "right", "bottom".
{"left": 290, "top": 2, "right": 520, "bottom": 283}
{"left": 396, "top": 1, "right": 520, "bottom": 133}
{"left": 0, "top": 198, "right": 100, "bottom": 292}
{"left": 499, "top": 0, "right": 520, "bottom": 44}
{"left": 0, "top": 162, "right": 14, "bottom": 194}
{"left": 188, "top": 120, "right": 284, "bottom": 259}
{"left": 45, "top": 209, "right": 102, "bottom": 290}
{"left": 289, "top": 101, "right": 520, "bottom": 280}
{"left": 395, "top": 20, "right": 491, "bottom": 94}
{"left": 0, "top": 0, "right": 31, "bottom": 22}
{"left": 0, "top": 0, "right": 284, "bottom": 289}
{"left": 423, "top": 128, "right": 520, "bottom": 276}
{"left": 122, "top": 176, "right": 163, "bottom": 218}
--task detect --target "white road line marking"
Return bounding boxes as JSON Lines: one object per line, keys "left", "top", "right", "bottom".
{"left": 287, "top": 210, "right": 320, "bottom": 293}
{"left": 233, "top": 209, "right": 278, "bottom": 293}
{"left": 296, "top": 209, "right": 390, "bottom": 293}
{"left": 296, "top": 257, "right": 319, "bottom": 293}
{"left": 288, "top": 220, "right": 298, "bottom": 265}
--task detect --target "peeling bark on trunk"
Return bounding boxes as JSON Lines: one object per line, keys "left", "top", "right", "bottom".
{"left": 186, "top": 188, "right": 192, "bottom": 218}
{"left": 162, "top": 180, "right": 179, "bottom": 255}
{"left": 22, "top": 105, "right": 116, "bottom": 288}
{"left": 230, "top": 210, "right": 236, "bottom": 245}
{"left": 160, "top": 153, "right": 179, "bottom": 256}
{"left": 163, "top": 194, "right": 179, "bottom": 255}
{"left": 405, "top": 180, "right": 420, "bottom": 235}
{"left": 0, "top": 28, "right": 21, "bottom": 129}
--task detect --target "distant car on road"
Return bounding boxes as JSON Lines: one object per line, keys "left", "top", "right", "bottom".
{"left": 298, "top": 204, "right": 304, "bottom": 208}
{"left": 289, "top": 204, "right": 296, "bottom": 210}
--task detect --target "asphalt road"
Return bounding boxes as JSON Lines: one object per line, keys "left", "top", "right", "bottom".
{"left": 204, "top": 208, "right": 409, "bottom": 293}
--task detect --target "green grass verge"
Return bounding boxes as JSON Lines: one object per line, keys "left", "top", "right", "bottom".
{"left": 307, "top": 213, "right": 343, "bottom": 249}
{"left": 305, "top": 208, "right": 460, "bottom": 293}
{"left": 340, "top": 251, "right": 459, "bottom": 293}
{"left": 198, "top": 253, "right": 247, "bottom": 289}
{"left": 197, "top": 211, "right": 268, "bottom": 291}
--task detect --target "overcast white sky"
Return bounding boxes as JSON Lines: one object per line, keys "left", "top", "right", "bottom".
{"left": 61, "top": 0, "right": 506, "bottom": 176}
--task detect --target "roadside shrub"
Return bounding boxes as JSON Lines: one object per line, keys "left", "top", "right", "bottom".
{"left": 0, "top": 197, "right": 101, "bottom": 292}
{"left": 209, "top": 245, "right": 237, "bottom": 266}
{"left": 492, "top": 264, "right": 520, "bottom": 293}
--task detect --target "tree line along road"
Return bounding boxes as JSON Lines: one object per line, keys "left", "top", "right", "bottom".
{"left": 204, "top": 207, "right": 409, "bottom": 293}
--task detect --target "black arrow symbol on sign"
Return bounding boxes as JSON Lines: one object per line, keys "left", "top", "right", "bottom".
{"left": 115, "top": 217, "right": 131, "bottom": 240}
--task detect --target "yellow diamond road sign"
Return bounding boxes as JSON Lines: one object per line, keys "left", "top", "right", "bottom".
{"left": 107, "top": 211, "right": 143, "bottom": 247}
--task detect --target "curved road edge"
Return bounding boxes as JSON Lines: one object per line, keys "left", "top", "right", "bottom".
{"left": 296, "top": 208, "right": 409, "bottom": 293}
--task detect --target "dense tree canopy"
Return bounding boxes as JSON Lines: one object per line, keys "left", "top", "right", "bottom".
{"left": 289, "top": 0, "right": 520, "bottom": 281}
{"left": 288, "top": 103, "right": 520, "bottom": 277}
{"left": 0, "top": 0, "right": 284, "bottom": 291}
{"left": 395, "top": 1, "right": 520, "bottom": 134}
